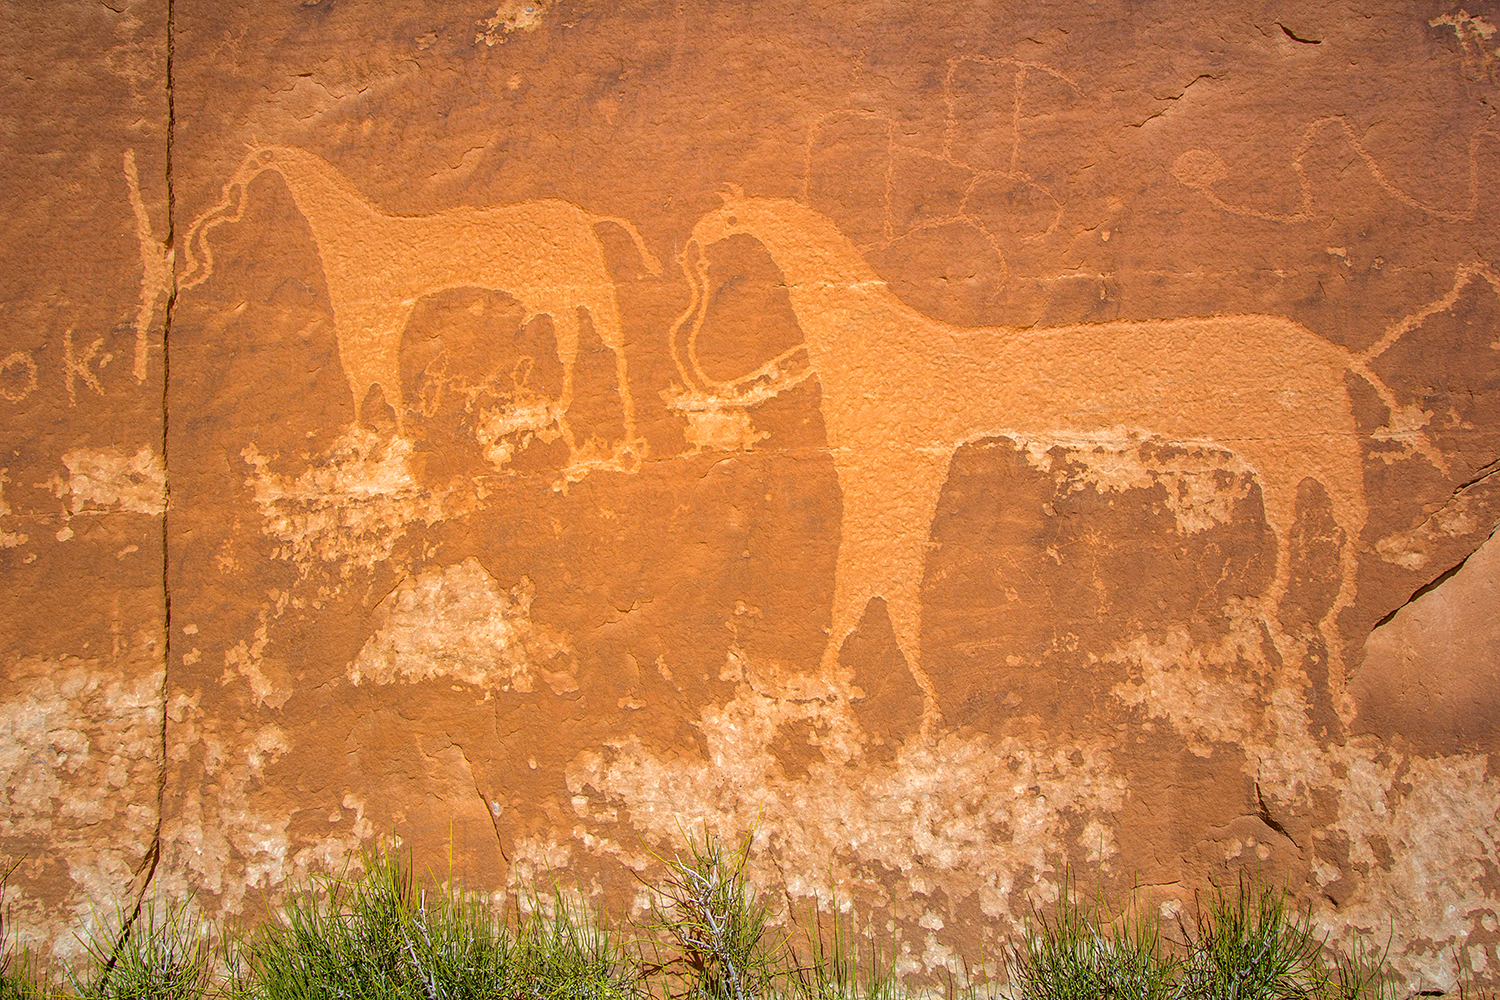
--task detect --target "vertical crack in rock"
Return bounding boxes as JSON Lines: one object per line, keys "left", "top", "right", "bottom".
{"left": 1371, "top": 525, "right": 1497, "bottom": 632}
{"left": 114, "top": 0, "right": 176, "bottom": 966}
{"left": 1255, "top": 780, "right": 1298, "bottom": 854}
{"left": 467, "top": 761, "right": 511, "bottom": 867}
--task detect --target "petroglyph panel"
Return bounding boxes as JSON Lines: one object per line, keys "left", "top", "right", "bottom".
{"left": 2, "top": 0, "right": 1500, "bottom": 991}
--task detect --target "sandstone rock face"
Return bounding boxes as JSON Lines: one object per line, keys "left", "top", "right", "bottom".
{"left": 3, "top": 0, "right": 1500, "bottom": 990}
{"left": 0, "top": 0, "right": 169, "bottom": 961}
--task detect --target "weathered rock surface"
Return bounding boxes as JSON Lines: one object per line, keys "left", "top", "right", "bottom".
{"left": 3, "top": 0, "right": 1500, "bottom": 990}
{"left": 0, "top": 0, "right": 168, "bottom": 960}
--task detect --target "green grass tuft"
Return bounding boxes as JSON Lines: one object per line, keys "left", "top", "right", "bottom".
{"left": 243, "top": 847, "right": 640, "bottom": 1000}
{"left": 68, "top": 897, "right": 214, "bottom": 1000}
{"left": 1, "top": 860, "right": 51, "bottom": 1000}
{"left": 1004, "top": 877, "right": 1178, "bottom": 1000}
{"left": 512, "top": 890, "right": 641, "bottom": 1000}
{"left": 0, "top": 838, "right": 1418, "bottom": 1000}
{"left": 1004, "top": 875, "right": 1394, "bottom": 1000}
{"left": 1185, "top": 878, "right": 1391, "bottom": 1000}
{"left": 648, "top": 831, "right": 778, "bottom": 1000}
{"left": 782, "top": 896, "right": 907, "bottom": 1000}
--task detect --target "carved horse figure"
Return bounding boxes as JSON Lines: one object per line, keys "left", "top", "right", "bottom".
{"left": 182, "top": 146, "right": 661, "bottom": 462}
{"left": 673, "top": 193, "right": 1424, "bottom": 733}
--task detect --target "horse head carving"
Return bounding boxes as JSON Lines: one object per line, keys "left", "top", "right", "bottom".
{"left": 180, "top": 146, "right": 302, "bottom": 290}
{"left": 668, "top": 192, "right": 813, "bottom": 406}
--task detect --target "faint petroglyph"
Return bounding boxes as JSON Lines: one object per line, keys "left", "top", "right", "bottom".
{"left": 798, "top": 56, "right": 1077, "bottom": 274}
{"left": 567, "top": 647, "right": 1128, "bottom": 954}
{"left": 124, "top": 148, "right": 171, "bottom": 384}
{"left": 476, "top": 0, "right": 550, "bottom": 46}
{"left": 241, "top": 427, "right": 449, "bottom": 581}
{"left": 182, "top": 146, "right": 660, "bottom": 481}
{"left": 412, "top": 347, "right": 569, "bottom": 473}
{"left": 60, "top": 445, "right": 166, "bottom": 516}
{"left": 1106, "top": 604, "right": 1500, "bottom": 991}
{"left": 1173, "top": 117, "right": 1500, "bottom": 223}
{"left": 673, "top": 195, "right": 1440, "bottom": 728}
{"left": 349, "top": 557, "right": 579, "bottom": 695}
{"left": 61, "top": 329, "right": 104, "bottom": 405}
{"left": 941, "top": 56, "right": 1083, "bottom": 176}
{"left": 0, "top": 350, "right": 38, "bottom": 403}
{"left": 1432, "top": 9, "right": 1500, "bottom": 92}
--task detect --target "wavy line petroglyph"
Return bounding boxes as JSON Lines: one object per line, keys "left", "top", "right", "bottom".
{"left": 124, "top": 149, "right": 171, "bottom": 384}
{"left": 673, "top": 194, "right": 1448, "bottom": 734}
{"left": 181, "top": 146, "right": 661, "bottom": 478}
{"left": 1172, "top": 116, "right": 1500, "bottom": 224}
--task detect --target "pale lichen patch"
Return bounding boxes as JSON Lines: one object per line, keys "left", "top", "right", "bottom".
{"left": 349, "top": 557, "right": 578, "bottom": 694}
{"left": 1021, "top": 430, "right": 1254, "bottom": 535}
{"left": 0, "top": 469, "right": 27, "bottom": 548}
{"left": 567, "top": 650, "right": 1128, "bottom": 960}
{"left": 1104, "top": 602, "right": 1500, "bottom": 990}
{"left": 0, "top": 657, "right": 163, "bottom": 960}
{"left": 242, "top": 427, "right": 451, "bottom": 582}
{"left": 59, "top": 445, "right": 166, "bottom": 516}
{"left": 682, "top": 408, "right": 769, "bottom": 453}
{"left": 475, "top": 0, "right": 550, "bottom": 46}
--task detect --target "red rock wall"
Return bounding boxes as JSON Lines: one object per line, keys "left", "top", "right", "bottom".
{"left": 3, "top": 0, "right": 1500, "bottom": 990}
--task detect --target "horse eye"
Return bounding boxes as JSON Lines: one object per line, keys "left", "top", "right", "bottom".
{"left": 724, "top": 214, "right": 737, "bottom": 226}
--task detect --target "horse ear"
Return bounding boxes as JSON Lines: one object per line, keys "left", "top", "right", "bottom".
{"left": 716, "top": 182, "right": 745, "bottom": 203}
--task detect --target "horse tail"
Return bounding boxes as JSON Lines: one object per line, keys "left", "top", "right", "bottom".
{"left": 1346, "top": 263, "right": 1500, "bottom": 476}
{"left": 592, "top": 214, "right": 663, "bottom": 276}
{"left": 1354, "top": 263, "right": 1500, "bottom": 367}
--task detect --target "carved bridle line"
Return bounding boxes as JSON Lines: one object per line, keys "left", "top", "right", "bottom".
{"left": 668, "top": 238, "right": 812, "bottom": 409}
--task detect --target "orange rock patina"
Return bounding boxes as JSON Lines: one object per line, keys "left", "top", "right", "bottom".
{"left": 1, "top": 1, "right": 1499, "bottom": 991}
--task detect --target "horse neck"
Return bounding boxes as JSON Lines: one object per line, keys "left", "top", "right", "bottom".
{"left": 263, "top": 152, "right": 384, "bottom": 243}
{"left": 751, "top": 215, "right": 916, "bottom": 323}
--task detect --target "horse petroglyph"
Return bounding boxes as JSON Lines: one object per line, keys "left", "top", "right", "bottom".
{"left": 182, "top": 146, "right": 661, "bottom": 476}
{"left": 672, "top": 193, "right": 1441, "bottom": 733}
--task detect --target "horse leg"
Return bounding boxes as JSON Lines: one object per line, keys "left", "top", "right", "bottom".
{"left": 819, "top": 445, "right": 951, "bottom": 735}
{"left": 548, "top": 304, "right": 581, "bottom": 454}
{"left": 1253, "top": 435, "right": 1365, "bottom": 722}
{"left": 1318, "top": 449, "right": 1366, "bottom": 719}
{"left": 583, "top": 297, "right": 644, "bottom": 470}
{"left": 333, "top": 301, "right": 415, "bottom": 435}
